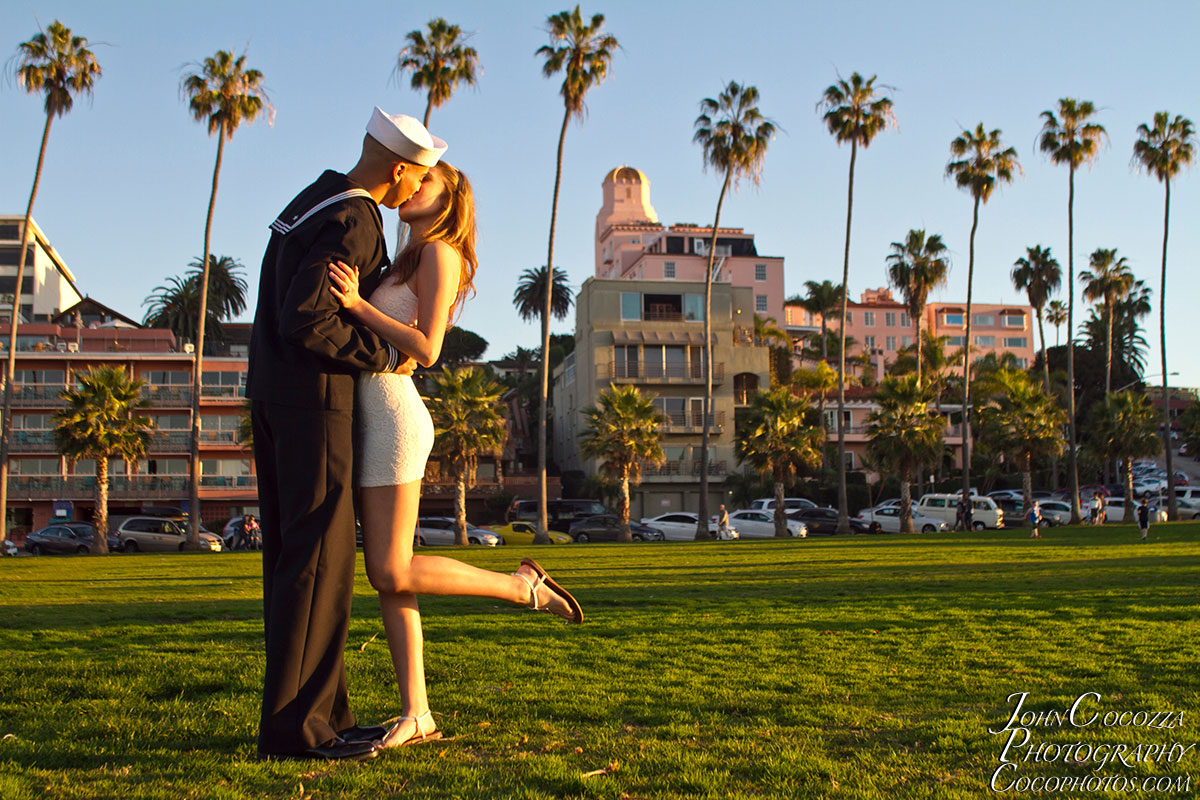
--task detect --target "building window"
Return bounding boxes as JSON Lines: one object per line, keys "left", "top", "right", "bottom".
{"left": 145, "top": 370, "right": 189, "bottom": 385}
{"left": 974, "top": 335, "right": 995, "bottom": 347}
{"left": 864, "top": 335, "right": 876, "bottom": 348}
{"left": 973, "top": 314, "right": 995, "bottom": 326}
{"left": 844, "top": 451, "right": 855, "bottom": 470}
{"left": 620, "top": 292, "right": 640, "bottom": 321}
{"left": 1015, "top": 357, "right": 1029, "bottom": 368}
{"left": 754, "top": 263, "right": 767, "bottom": 282}
{"left": 899, "top": 312, "right": 910, "bottom": 327}
{"left": 1003, "top": 337, "right": 1028, "bottom": 348}
{"left": 1003, "top": 314, "right": 1025, "bottom": 328}
{"left": 885, "top": 312, "right": 897, "bottom": 327}
{"left": 901, "top": 336, "right": 913, "bottom": 347}
{"left": 664, "top": 261, "right": 676, "bottom": 279}
{"left": 613, "top": 345, "right": 639, "bottom": 378}
{"left": 863, "top": 311, "right": 876, "bottom": 326}
{"left": 948, "top": 336, "right": 966, "bottom": 346}
{"left": 944, "top": 313, "right": 964, "bottom": 326}
{"left": 9, "top": 458, "right": 60, "bottom": 475}
{"left": 684, "top": 293, "right": 704, "bottom": 321}
{"left": 14, "top": 369, "right": 66, "bottom": 385}
{"left": 845, "top": 310, "right": 853, "bottom": 325}
{"left": 886, "top": 336, "right": 897, "bottom": 351}
{"left": 755, "top": 294, "right": 768, "bottom": 313}
{"left": 734, "top": 373, "right": 760, "bottom": 405}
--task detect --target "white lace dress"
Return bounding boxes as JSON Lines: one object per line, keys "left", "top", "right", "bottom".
{"left": 356, "top": 279, "right": 434, "bottom": 486}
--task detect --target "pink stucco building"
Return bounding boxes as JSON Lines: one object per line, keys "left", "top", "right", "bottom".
{"left": 786, "top": 287, "right": 1036, "bottom": 374}
{"left": 594, "top": 167, "right": 786, "bottom": 325}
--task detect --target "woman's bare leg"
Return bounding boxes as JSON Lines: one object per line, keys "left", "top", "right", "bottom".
{"left": 360, "top": 482, "right": 575, "bottom": 746}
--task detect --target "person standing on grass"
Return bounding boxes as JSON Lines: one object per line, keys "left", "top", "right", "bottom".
{"left": 1138, "top": 497, "right": 1151, "bottom": 542}
{"left": 717, "top": 504, "right": 730, "bottom": 538}
{"left": 1027, "top": 501, "right": 1043, "bottom": 539}
{"left": 1089, "top": 492, "right": 1102, "bottom": 525}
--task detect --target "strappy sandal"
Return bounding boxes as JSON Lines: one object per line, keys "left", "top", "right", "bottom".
{"left": 512, "top": 558, "right": 584, "bottom": 624}
{"left": 376, "top": 709, "right": 443, "bottom": 749}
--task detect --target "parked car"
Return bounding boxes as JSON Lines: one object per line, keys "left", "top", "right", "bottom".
{"left": 747, "top": 497, "right": 817, "bottom": 513}
{"left": 3, "top": 539, "right": 17, "bottom": 557}
{"left": 1103, "top": 497, "right": 1167, "bottom": 524}
{"left": 1173, "top": 487, "right": 1200, "bottom": 504}
{"left": 1173, "top": 471, "right": 1190, "bottom": 486}
{"left": 639, "top": 512, "right": 734, "bottom": 540}
{"left": 1132, "top": 478, "right": 1166, "bottom": 498}
{"left": 569, "top": 515, "right": 664, "bottom": 543}
{"left": 507, "top": 498, "right": 611, "bottom": 532}
{"left": 415, "top": 517, "right": 501, "bottom": 547}
{"left": 23, "top": 522, "right": 119, "bottom": 555}
{"left": 787, "top": 506, "right": 868, "bottom": 534}
{"left": 854, "top": 506, "right": 948, "bottom": 533}
{"left": 1174, "top": 498, "right": 1200, "bottom": 520}
{"left": 485, "top": 521, "right": 572, "bottom": 545}
{"left": 726, "top": 509, "right": 806, "bottom": 538}
{"left": 987, "top": 490, "right": 1023, "bottom": 503}
{"left": 1035, "top": 500, "right": 1072, "bottom": 526}
{"left": 914, "top": 493, "right": 1004, "bottom": 530}
{"left": 1029, "top": 490, "right": 1055, "bottom": 500}
{"left": 110, "top": 515, "right": 223, "bottom": 552}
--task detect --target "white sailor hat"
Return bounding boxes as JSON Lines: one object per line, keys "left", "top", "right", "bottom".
{"left": 366, "top": 107, "right": 448, "bottom": 167}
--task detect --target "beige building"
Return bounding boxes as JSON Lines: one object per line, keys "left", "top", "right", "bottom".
{"left": 0, "top": 216, "right": 84, "bottom": 323}
{"left": 553, "top": 277, "right": 771, "bottom": 519}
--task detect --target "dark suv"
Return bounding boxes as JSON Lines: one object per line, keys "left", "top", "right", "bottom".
{"left": 568, "top": 515, "right": 664, "bottom": 543}
{"left": 507, "top": 499, "right": 609, "bottom": 530}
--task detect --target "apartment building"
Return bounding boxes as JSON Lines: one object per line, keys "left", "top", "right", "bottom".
{"left": 553, "top": 277, "right": 771, "bottom": 519}
{"left": 0, "top": 216, "right": 84, "bottom": 323}
{"left": 593, "top": 167, "right": 787, "bottom": 325}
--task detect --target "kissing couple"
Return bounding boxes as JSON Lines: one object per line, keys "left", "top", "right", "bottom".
{"left": 247, "top": 107, "right": 583, "bottom": 761}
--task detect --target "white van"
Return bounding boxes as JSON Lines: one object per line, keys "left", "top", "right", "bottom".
{"left": 747, "top": 497, "right": 818, "bottom": 512}
{"left": 1173, "top": 487, "right": 1200, "bottom": 503}
{"left": 914, "top": 494, "right": 1004, "bottom": 530}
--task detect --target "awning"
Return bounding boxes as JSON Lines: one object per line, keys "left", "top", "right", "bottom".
{"left": 610, "top": 329, "right": 717, "bottom": 345}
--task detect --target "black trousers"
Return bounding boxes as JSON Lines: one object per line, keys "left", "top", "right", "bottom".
{"left": 252, "top": 399, "right": 358, "bottom": 753}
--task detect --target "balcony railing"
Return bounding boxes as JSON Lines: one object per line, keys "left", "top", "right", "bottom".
{"left": 199, "top": 430, "right": 240, "bottom": 446}
{"left": 143, "top": 386, "right": 192, "bottom": 407}
{"left": 641, "top": 460, "right": 727, "bottom": 478}
{"left": 600, "top": 362, "right": 725, "bottom": 384}
{"left": 200, "top": 385, "right": 246, "bottom": 401}
{"left": 151, "top": 430, "right": 191, "bottom": 452}
{"left": 6, "top": 475, "right": 257, "bottom": 499}
{"left": 824, "top": 424, "right": 870, "bottom": 435}
{"left": 10, "top": 385, "right": 67, "bottom": 407}
{"left": 9, "top": 430, "right": 56, "bottom": 451}
{"left": 660, "top": 410, "right": 725, "bottom": 432}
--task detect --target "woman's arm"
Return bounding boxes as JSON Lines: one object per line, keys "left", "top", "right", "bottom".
{"left": 328, "top": 242, "right": 460, "bottom": 367}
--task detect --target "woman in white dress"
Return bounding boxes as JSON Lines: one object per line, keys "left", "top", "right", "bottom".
{"left": 327, "top": 162, "right": 582, "bottom": 750}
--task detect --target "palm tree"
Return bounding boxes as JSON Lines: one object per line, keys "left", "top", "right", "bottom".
{"left": 1080, "top": 248, "right": 1134, "bottom": 394}
{"left": 735, "top": 387, "right": 823, "bottom": 537}
{"left": 692, "top": 80, "right": 776, "bottom": 540}
{"left": 791, "top": 279, "right": 843, "bottom": 465}
{"left": 428, "top": 367, "right": 507, "bottom": 545}
{"left": 188, "top": 255, "right": 248, "bottom": 324}
{"left": 534, "top": 6, "right": 618, "bottom": 544}
{"left": 1089, "top": 392, "right": 1161, "bottom": 523}
{"left": 1011, "top": 245, "right": 1062, "bottom": 393}
{"left": 945, "top": 122, "right": 1020, "bottom": 503}
{"left": 817, "top": 71, "right": 895, "bottom": 534}
{"left": 885, "top": 229, "right": 950, "bottom": 387}
{"left": 394, "top": 17, "right": 481, "bottom": 128}
{"left": 754, "top": 314, "right": 790, "bottom": 385}
{"left": 975, "top": 368, "right": 1065, "bottom": 514}
{"left": 866, "top": 375, "right": 945, "bottom": 533}
{"left": 52, "top": 367, "right": 154, "bottom": 553}
{"left": 143, "top": 256, "right": 247, "bottom": 349}
{"left": 579, "top": 384, "right": 664, "bottom": 543}
{"left": 512, "top": 266, "right": 573, "bottom": 323}
{"left": 1039, "top": 98, "right": 1107, "bottom": 524}
{"left": 1133, "top": 110, "right": 1195, "bottom": 522}
{"left": 1046, "top": 300, "right": 1067, "bottom": 347}
{"left": 1, "top": 20, "right": 101, "bottom": 546}
{"left": 180, "top": 49, "right": 270, "bottom": 549}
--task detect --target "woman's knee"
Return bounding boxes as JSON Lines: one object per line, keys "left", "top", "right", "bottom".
{"left": 366, "top": 554, "right": 414, "bottom": 595}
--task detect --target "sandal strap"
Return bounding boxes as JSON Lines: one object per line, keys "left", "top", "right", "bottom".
{"left": 513, "top": 570, "right": 548, "bottom": 611}
{"left": 395, "top": 709, "right": 435, "bottom": 741}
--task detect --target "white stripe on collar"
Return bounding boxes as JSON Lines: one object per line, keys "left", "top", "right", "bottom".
{"left": 269, "top": 189, "right": 375, "bottom": 235}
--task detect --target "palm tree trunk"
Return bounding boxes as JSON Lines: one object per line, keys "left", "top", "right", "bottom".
{"left": 773, "top": 469, "right": 787, "bottom": 538}
{"left": 94, "top": 456, "right": 110, "bottom": 554}
{"left": 1066, "top": 165, "right": 1082, "bottom": 524}
{"left": 835, "top": 140, "right": 858, "bottom": 534}
{"left": 618, "top": 464, "right": 632, "bottom": 544}
{"left": 188, "top": 125, "right": 225, "bottom": 550}
{"left": 1022, "top": 454, "right": 1033, "bottom": 522}
{"left": 535, "top": 109, "right": 571, "bottom": 545}
{"left": 915, "top": 311, "right": 924, "bottom": 388}
{"left": 899, "top": 469, "right": 913, "bottom": 533}
{"left": 1105, "top": 301, "right": 1114, "bottom": 395}
{"left": 455, "top": 473, "right": 468, "bottom": 546}
{"left": 1160, "top": 180, "right": 1178, "bottom": 521}
{"left": 694, "top": 172, "right": 730, "bottom": 541}
{"left": 0, "top": 111, "right": 53, "bottom": 545}
{"left": 818, "top": 318, "right": 829, "bottom": 472}
{"left": 422, "top": 98, "right": 433, "bottom": 129}
{"left": 1037, "top": 308, "right": 1050, "bottom": 394}
{"left": 961, "top": 195, "right": 980, "bottom": 503}
{"left": 1123, "top": 459, "right": 1135, "bottom": 524}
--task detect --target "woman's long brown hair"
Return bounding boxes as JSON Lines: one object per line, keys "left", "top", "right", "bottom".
{"left": 389, "top": 161, "right": 478, "bottom": 321}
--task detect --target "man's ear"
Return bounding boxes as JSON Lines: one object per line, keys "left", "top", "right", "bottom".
{"left": 391, "top": 161, "right": 407, "bottom": 186}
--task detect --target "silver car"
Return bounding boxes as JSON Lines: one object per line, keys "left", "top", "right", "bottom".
{"left": 111, "top": 515, "right": 223, "bottom": 552}
{"left": 415, "top": 517, "right": 501, "bottom": 547}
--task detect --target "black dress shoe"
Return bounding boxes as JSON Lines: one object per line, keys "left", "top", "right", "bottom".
{"left": 259, "top": 737, "right": 377, "bottom": 762}
{"left": 338, "top": 724, "right": 387, "bottom": 743}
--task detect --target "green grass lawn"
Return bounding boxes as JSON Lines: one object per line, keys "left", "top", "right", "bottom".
{"left": 1, "top": 524, "right": 1198, "bottom": 799}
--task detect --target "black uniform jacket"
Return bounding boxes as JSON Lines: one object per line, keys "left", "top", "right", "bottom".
{"left": 247, "top": 170, "right": 401, "bottom": 410}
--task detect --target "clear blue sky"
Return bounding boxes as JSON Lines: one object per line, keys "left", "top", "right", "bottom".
{"left": 3, "top": 1, "right": 1198, "bottom": 385}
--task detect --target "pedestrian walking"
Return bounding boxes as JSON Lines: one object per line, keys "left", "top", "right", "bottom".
{"left": 1137, "top": 497, "right": 1151, "bottom": 543}
{"left": 1027, "top": 501, "right": 1043, "bottom": 539}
